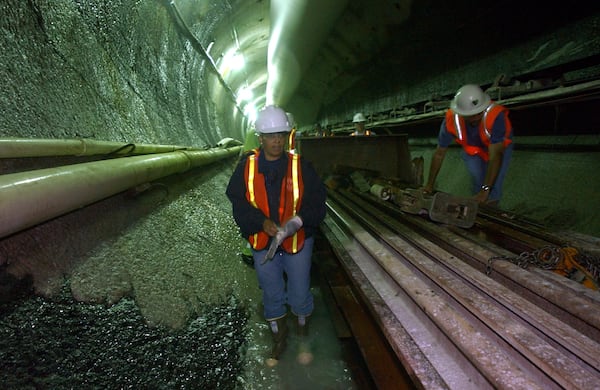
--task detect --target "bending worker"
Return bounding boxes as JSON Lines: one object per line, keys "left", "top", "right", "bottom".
{"left": 423, "top": 84, "right": 514, "bottom": 204}
{"left": 226, "top": 105, "right": 326, "bottom": 366}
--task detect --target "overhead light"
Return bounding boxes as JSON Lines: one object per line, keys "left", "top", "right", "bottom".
{"left": 244, "top": 103, "right": 257, "bottom": 123}
{"left": 219, "top": 48, "right": 245, "bottom": 77}
{"left": 236, "top": 86, "right": 253, "bottom": 104}
{"left": 230, "top": 52, "right": 245, "bottom": 70}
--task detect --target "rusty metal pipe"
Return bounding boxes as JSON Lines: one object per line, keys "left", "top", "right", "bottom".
{"left": 326, "top": 189, "right": 600, "bottom": 389}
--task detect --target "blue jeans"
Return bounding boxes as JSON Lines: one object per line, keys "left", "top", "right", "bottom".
{"left": 252, "top": 236, "right": 314, "bottom": 321}
{"left": 461, "top": 144, "right": 513, "bottom": 202}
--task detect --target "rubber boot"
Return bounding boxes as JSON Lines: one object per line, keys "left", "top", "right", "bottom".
{"left": 265, "top": 316, "right": 288, "bottom": 367}
{"left": 296, "top": 315, "right": 313, "bottom": 365}
{"left": 296, "top": 314, "right": 309, "bottom": 337}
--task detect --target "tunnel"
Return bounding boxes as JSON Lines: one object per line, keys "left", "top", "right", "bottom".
{"left": 1, "top": 1, "right": 599, "bottom": 388}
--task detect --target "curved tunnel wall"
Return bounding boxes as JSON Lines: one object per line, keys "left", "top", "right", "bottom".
{"left": 0, "top": 0, "right": 239, "bottom": 147}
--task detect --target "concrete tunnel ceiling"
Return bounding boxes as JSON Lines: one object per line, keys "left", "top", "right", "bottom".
{"left": 174, "top": 0, "right": 599, "bottom": 130}
{"left": 178, "top": 0, "right": 412, "bottom": 125}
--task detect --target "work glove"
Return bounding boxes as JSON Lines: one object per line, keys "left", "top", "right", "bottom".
{"left": 281, "top": 215, "right": 303, "bottom": 238}
{"left": 262, "top": 216, "right": 303, "bottom": 263}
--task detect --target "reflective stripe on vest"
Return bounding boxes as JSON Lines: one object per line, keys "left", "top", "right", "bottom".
{"left": 351, "top": 129, "right": 372, "bottom": 136}
{"left": 247, "top": 155, "right": 260, "bottom": 247}
{"left": 291, "top": 153, "right": 301, "bottom": 251}
{"left": 288, "top": 128, "right": 297, "bottom": 153}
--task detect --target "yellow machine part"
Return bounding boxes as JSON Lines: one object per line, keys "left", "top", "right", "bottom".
{"left": 541, "top": 247, "right": 599, "bottom": 290}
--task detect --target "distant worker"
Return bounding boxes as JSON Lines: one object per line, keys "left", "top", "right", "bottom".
{"left": 324, "top": 124, "right": 333, "bottom": 137}
{"left": 351, "top": 112, "right": 375, "bottom": 136}
{"left": 242, "top": 127, "right": 260, "bottom": 152}
{"left": 286, "top": 112, "right": 298, "bottom": 153}
{"left": 312, "top": 123, "right": 322, "bottom": 137}
{"left": 423, "top": 84, "right": 514, "bottom": 204}
{"left": 226, "top": 105, "right": 327, "bottom": 367}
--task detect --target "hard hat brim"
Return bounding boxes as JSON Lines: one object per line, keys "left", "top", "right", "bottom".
{"left": 257, "top": 126, "right": 291, "bottom": 134}
{"left": 450, "top": 94, "right": 491, "bottom": 116}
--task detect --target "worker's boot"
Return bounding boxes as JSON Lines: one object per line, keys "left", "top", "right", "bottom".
{"left": 296, "top": 314, "right": 309, "bottom": 337}
{"left": 265, "top": 316, "right": 288, "bottom": 367}
{"left": 296, "top": 314, "right": 314, "bottom": 365}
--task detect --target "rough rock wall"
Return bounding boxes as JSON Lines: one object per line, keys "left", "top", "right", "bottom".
{"left": 0, "top": 1, "right": 250, "bottom": 329}
{"left": 0, "top": 0, "right": 232, "bottom": 146}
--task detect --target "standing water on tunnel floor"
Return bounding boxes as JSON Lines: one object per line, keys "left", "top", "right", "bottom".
{"left": 0, "top": 281, "right": 363, "bottom": 389}
{"left": 241, "top": 285, "right": 362, "bottom": 389}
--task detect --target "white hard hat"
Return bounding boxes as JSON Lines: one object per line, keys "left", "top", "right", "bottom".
{"left": 255, "top": 105, "right": 291, "bottom": 134}
{"left": 450, "top": 84, "right": 491, "bottom": 116}
{"left": 353, "top": 112, "right": 366, "bottom": 123}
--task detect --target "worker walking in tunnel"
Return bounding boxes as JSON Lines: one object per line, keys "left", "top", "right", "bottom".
{"left": 286, "top": 111, "right": 298, "bottom": 154}
{"left": 226, "top": 105, "right": 327, "bottom": 367}
{"left": 423, "top": 84, "right": 514, "bottom": 204}
{"left": 242, "top": 127, "right": 260, "bottom": 153}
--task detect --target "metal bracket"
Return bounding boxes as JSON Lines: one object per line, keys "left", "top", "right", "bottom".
{"left": 394, "top": 189, "right": 478, "bottom": 228}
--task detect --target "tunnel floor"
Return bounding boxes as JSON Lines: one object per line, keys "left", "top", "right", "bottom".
{"left": 0, "top": 261, "right": 377, "bottom": 390}
{"left": 0, "top": 286, "right": 248, "bottom": 389}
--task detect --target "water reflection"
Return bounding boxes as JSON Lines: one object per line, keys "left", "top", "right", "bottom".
{"left": 0, "top": 284, "right": 360, "bottom": 389}
{"left": 242, "top": 287, "right": 359, "bottom": 389}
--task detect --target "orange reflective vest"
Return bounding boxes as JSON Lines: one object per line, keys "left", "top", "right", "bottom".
{"left": 445, "top": 103, "right": 513, "bottom": 161}
{"left": 351, "top": 130, "right": 373, "bottom": 136}
{"left": 244, "top": 151, "right": 305, "bottom": 253}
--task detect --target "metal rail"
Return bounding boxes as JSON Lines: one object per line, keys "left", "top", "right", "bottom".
{"left": 353, "top": 189, "right": 600, "bottom": 339}
{"left": 322, "top": 189, "right": 600, "bottom": 389}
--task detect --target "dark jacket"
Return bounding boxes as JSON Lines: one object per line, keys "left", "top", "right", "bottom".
{"left": 226, "top": 150, "right": 327, "bottom": 240}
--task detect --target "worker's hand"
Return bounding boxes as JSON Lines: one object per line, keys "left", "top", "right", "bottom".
{"left": 262, "top": 216, "right": 303, "bottom": 264}
{"left": 263, "top": 219, "right": 279, "bottom": 236}
{"left": 473, "top": 190, "right": 490, "bottom": 204}
{"left": 281, "top": 216, "right": 303, "bottom": 238}
{"left": 421, "top": 184, "right": 434, "bottom": 195}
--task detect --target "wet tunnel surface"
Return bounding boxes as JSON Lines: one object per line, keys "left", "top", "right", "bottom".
{"left": 0, "top": 272, "right": 372, "bottom": 390}
{"left": 0, "top": 288, "right": 249, "bottom": 389}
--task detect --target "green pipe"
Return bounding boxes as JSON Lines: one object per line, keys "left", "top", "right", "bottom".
{"left": 0, "top": 137, "right": 196, "bottom": 158}
{"left": 0, "top": 146, "right": 241, "bottom": 239}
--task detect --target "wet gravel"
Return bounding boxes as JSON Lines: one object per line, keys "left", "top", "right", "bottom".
{"left": 0, "top": 287, "right": 249, "bottom": 389}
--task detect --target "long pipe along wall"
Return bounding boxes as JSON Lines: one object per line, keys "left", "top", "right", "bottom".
{"left": 0, "top": 138, "right": 200, "bottom": 158}
{"left": 0, "top": 138, "right": 242, "bottom": 239}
